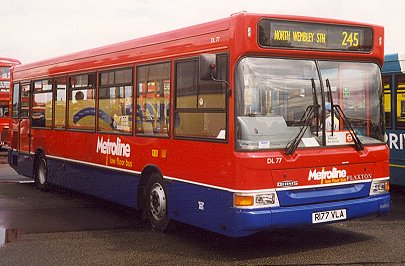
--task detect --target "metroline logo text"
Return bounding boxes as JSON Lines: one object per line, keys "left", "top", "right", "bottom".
{"left": 96, "top": 136, "right": 131, "bottom": 158}
{"left": 308, "top": 167, "right": 347, "bottom": 181}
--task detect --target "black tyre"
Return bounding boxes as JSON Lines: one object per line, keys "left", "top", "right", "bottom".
{"left": 144, "top": 172, "right": 172, "bottom": 232}
{"left": 34, "top": 154, "right": 50, "bottom": 191}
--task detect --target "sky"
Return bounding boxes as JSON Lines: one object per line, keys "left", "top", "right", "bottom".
{"left": 1, "top": 0, "right": 404, "bottom": 64}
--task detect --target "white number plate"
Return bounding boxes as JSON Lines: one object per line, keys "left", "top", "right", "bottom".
{"left": 312, "top": 209, "right": 347, "bottom": 224}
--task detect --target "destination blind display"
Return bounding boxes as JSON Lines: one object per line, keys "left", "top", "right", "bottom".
{"left": 258, "top": 19, "right": 373, "bottom": 52}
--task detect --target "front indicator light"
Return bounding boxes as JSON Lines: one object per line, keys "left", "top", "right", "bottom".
{"left": 234, "top": 195, "right": 254, "bottom": 207}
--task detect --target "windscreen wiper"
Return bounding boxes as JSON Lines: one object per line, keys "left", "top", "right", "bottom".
{"left": 330, "top": 105, "right": 364, "bottom": 151}
{"left": 325, "top": 79, "right": 364, "bottom": 151}
{"left": 326, "top": 79, "right": 336, "bottom": 136}
{"left": 285, "top": 79, "right": 320, "bottom": 155}
{"left": 285, "top": 104, "right": 319, "bottom": 155}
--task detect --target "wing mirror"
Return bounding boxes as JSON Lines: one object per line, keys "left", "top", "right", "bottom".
{"left": 199, "top": 54, "right": 218, "bottom": 80}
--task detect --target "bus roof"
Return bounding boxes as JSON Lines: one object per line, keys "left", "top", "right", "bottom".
{"left": 0, "top": 57, "right": 21, "bottom": 66}
{"left": 13, "top": 15, "right": 231, "bottom": 76}
{"left": 382, "top": 53, "right": 405, "bottom": 74}
{"left": 13, "top": 12, "right": 384, "bottom": 79}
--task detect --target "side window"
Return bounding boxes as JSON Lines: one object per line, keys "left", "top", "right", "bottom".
{"left": 12, "top": 83, "right": 20, "bottom": 118}
{"left": 54, "top": 77, "right": 67, "bottom": 129}
{"left": 174, "top": 54, "right": 228, "bottom": 140}
{"left": 68, "top": 73, "right": 96, "bottom": 131}
{"left": 395, "top": 74, "right": 405, "bottom": 129}
{"left": 98, "top": 68, "right": 133, "bottom": 134}
{"left": 0, "top": 66, "right": 10, "bottom": 79}
{"left": 20, "top": 84, "right": 30, "bottom": 118}
{"left": 382, "top": 75, "right": 391, "bottom": 129}
{"left": 32, "top": 79, "right": 53, "bottom": 128}
{"left": 136, "top": 62, "right": 171, "bottom": 137}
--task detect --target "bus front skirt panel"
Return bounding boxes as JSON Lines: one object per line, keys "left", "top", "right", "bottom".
{"left": 166, "top": 180, "right": 390, "bottom": 238}
{"left": 232, "top": 194, "right": 390, "bottom": 236}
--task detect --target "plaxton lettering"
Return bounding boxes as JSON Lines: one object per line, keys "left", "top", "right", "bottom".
{"left": 308, "top": 167, "right": 347, "bottom": 181}
{"left": 96, "top": 136, "right": 131, "bottom": 158}
{"left": 347, "top": 174, "right": 372, "bottom": 181}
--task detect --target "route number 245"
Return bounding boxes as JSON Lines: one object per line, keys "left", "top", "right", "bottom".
{"left": 341, "top": 31, "right": 359, "bottom": 47}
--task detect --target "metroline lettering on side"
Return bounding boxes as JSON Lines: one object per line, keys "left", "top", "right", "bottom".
{"left": 96, "top": 136, "right": 131, "bottom": 158}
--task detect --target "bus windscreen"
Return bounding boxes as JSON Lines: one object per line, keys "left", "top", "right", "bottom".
{"left": 258, "top": 19, "right": 373, "bottom": 52}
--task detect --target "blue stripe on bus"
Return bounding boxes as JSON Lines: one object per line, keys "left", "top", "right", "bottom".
{"left": 47, "top": 157, "right": 140, "bottom": 208}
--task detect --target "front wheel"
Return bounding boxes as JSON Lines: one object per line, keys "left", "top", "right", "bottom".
{"left": 144, "top": 172, "right": 172, "bottom": 232}
{"left": 35, "top": 154, "right": 50, "bottom": 191}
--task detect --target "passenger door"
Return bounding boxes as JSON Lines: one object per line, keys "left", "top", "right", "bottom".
{"left": 10, "top": 82, "right": 32, "bottom": 176}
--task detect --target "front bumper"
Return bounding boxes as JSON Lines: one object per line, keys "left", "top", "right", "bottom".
{"left": 228, "top": 194, "right": 390, "bottom": 237}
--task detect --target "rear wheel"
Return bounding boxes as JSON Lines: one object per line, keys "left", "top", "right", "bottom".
{"left": 35, "top": 154, "right": 49, "bottom": 191}
{"left": 144, "top": 172, "right": 172, "bottom": 232}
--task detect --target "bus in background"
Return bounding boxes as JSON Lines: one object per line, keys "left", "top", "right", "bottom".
{"left": 9, "top": 13, "right": 390, "bottom": 238}
{"left": 0, "top": 57, "right": 20, "bottom": 148}
{"left": 382, "top": 53, "right": 405, "bottom": 186}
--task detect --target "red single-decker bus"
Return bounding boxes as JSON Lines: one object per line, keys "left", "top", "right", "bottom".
{"left": 0, "top": 57, "right": 20, "bottom": 147}
{"left": 9, "top": 12, "right": 390, "bottom": 237}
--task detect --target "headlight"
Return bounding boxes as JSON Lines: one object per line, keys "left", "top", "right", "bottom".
{"left": 234, "top": 191, "right": 280, "bottom": 208}
{"left": 369, "top": 179, "right": 390, "bottom": 196}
